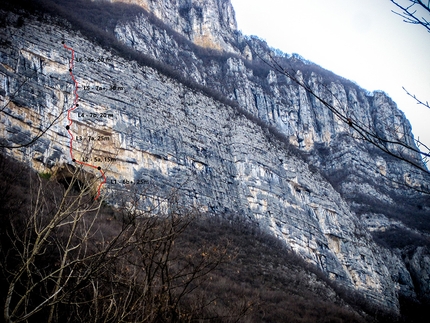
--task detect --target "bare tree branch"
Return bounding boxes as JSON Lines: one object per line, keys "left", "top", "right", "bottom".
{"left": 391, "top": 0, "right": 430, "bottom": 32}
{"left": 257, "top": 51, "right": 429, "bottom": 173}
{"left": 1, "top": 162, "right": 241, "bottom": 322}
{"left": 403, "top": 86, "right": 430, "bottom": 109}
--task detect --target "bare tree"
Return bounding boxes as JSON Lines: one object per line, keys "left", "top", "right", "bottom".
{"left": 80, "top": 187, "right": 245, "bottom": 323}
{"left": 0, "top": 156, "right": 242, "bottom": 323}
{"left": 1, "top": 163, "right": 136, "bottom": 323}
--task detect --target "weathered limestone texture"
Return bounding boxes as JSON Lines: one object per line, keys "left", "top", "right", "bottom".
{"left": 1, "top": 1, "right": 429, "bottom": 313}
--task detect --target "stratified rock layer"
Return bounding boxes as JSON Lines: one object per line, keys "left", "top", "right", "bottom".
{"left": 112, "top": 0, "right": 237, "bottom": 50}
{"left": 1, "top": 1, "right": 429, "bottom": 314}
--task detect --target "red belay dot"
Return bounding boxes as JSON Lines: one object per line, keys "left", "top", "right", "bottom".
{"left": 63, "top": 42, "right": 107, "bottom": 200}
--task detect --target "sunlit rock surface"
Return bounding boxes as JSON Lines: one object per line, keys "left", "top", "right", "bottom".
{"left": 1, "top": 0, "right": 430, "bottom": 314}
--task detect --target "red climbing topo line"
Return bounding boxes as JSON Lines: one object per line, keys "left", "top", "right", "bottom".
{"left": 63, "top": 41, "right": 106, "bottom": 200}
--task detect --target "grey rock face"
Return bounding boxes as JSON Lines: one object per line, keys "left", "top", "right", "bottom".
{"left": 113, "top": 4, "right": 426, "bottom": 177}
{"left": 111, "top": 0, "right": 237, "bottom": 51}
{"left": 1, "top": 0, "right": 429, "bottom": 314}
{"left": 113, "top": 0, "right": 430, "bottom": 231}
{"left": 404, "top": 246, "right": 430, "bottom": 300}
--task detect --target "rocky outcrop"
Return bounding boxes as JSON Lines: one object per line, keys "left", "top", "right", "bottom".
{"left": 1, "top": 0, "right": 429, "bottom": 315}
{"left": 113, "top": 0, "right": 430, "bottom": 237}
{"left": 111, "top": 0, "right": 238, "bottom": 51}
{"left": 404, "top": 246, "right": 430, "bottom": 301}
{"left": 113, "top": 7, "right": 428, "bottom": 194}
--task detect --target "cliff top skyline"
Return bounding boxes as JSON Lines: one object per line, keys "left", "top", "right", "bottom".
{"left": 231, "top": 0, "right": 430, "bottom": 151}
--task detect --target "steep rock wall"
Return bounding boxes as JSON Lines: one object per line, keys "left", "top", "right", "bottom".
{"left": 113, "top": 5, "right": 430, "bottom": 237}
{"left": 111, "top": 0, "right": 237, "bottom": 51}
{"left": 0, "top": 13, "right": 414, "bottom": 312}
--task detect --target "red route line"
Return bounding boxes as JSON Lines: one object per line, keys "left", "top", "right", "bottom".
{"left": 63, "top": 41, "right": 106, "bottom": 200}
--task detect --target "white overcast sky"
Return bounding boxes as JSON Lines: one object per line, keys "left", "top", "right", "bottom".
{"left": 230, "top": 0, "right": 430, "bottom": 149}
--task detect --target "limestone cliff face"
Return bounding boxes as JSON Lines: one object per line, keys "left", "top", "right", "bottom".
{"left": 111, "top": 0, "right": 237, "bottom": 51}
{"left": 1, "top": 0, "right": 429, "bottom": 314}
{"left": 113, "top": 3, "right": 429, "bottom": 233}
